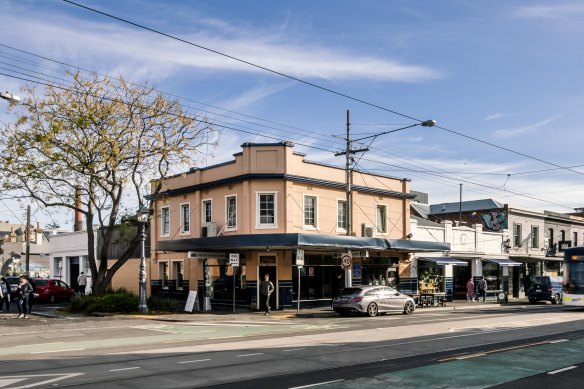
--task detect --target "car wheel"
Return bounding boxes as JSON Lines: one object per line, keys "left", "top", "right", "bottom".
{"left": 49, "top": 295, "right": 55, "bottom": 303}
{"left": 403, "top": 301, "right": 414, "bottom": 315}
{"left": 367, "top": 302, "right": 378, "bottom": 317}
{"left": 551, "top": 294, "right": 560, "bottom": 305}
{"left": 529, "top": 299, "right": 537, "bottom": 304}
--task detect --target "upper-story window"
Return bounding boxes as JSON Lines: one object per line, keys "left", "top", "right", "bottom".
{"left": 226, "top": 195, "right": 237, "bottom": 229}
{"left": 376, "top": 205, "right": 387, "bottom": 234}
{"left": 303, "top": 195, "right": 317, "bottom": 228}
{"left": 257, "top": 192, "right": 277, "bottom": 228}
{"left": 548, "top": 228, "right": 554, "bottom": 247}
{"left": 513, "top": 223, "right": 522, "bottom": 247}
{"left": 202, "top": 199, "right": 212, "bottom": 224}
{"left": 561, "top": 230, "right": 566, "bottom": 241}
{"left": 531, "top": 225, "right": 539, "bottom": 248}
{"left": 180, "top": 203, "right": 190, "bottom": 234}
{"left": 337, "top": 200, "right": 347, "bottom": 231}
{"left": 161, "top": 206, "right": 170, "bottom": 237}
{"left": 573, "top": 231, "right": 578, "bottom": 247}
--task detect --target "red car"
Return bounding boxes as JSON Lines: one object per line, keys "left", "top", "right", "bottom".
{"left": 31, "top": 278, "right": 75, "bottom": 303}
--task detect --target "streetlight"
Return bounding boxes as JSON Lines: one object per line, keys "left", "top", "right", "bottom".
{"left": 0, "top": 91, "right": 21, "bottom": 103}
{"left": 136, "top": 206, "right": 150, "bottom": 314}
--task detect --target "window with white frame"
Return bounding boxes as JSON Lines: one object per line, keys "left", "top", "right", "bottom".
{"left": 226, "top": 195, "right": 237, "bottom": 229}
{"left": 531, "top": 225, "right": 539, "bottom": 248}
{"left": 337, "top": 200, "right": 347, "bottom": 230}
{"left": 159, "top": 261, "right": 169, "bottom": 288}
{"left": 514, "top": 223, "right": 522, "bottom": 247}
{"left": 180, "top": 203, "right": 190, "bottom": 234}
{"left": 202, "top": 199, "right": 212, "bottom": 224}
{"left": 376, "top": 205, "right": 387, "bottom": 233}
{"left": 257, "top": 192, "right": 277, "bottom": 227}
{"left": 303, "top": 195, "right": 317, "bottom": 228}
{"left": 161, "top": 206, "right": 170, "bottom": 236}
{"left": 172, "top": 261, "right": 184, "bottom": 289}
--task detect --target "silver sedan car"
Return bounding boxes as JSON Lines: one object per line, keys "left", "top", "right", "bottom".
{"left": 332, "top": 285, "right": 415, "bottom": 317}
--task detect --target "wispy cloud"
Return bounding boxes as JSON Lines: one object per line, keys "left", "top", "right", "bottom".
{"left": 511, "top": 4, "right": 584, "bottom": 19}
{"left": 0, "top": 6, "right": 442, "bottom": 84}
{"left": 492, "top": 117, "right": 558, "bottom": 139}
{"left": 220, "top": 82, "right": 292, "bottom": 111}
{"left": 485, "top": 112, "right": 506, "bottom": 121}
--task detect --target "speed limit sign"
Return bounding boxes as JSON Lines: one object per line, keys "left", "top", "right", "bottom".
{"left": 340, "top": 253, "right": 352, "bottom": 270}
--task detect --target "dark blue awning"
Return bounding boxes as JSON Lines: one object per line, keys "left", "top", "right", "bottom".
{"left": 484, "top": 258, "right": 521, "bottom": 267}
{"left": 420, "top": 257, "right": 468, "bottom": 266}
{"left": 387, "top": 239, "right": 450, "bottom": 252}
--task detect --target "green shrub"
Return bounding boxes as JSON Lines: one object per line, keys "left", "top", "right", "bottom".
{"left": 70, "top": 291, "right": 139, "bottom": 314}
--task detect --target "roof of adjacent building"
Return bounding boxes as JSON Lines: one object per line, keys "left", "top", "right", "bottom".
{"left": 429, "top": 199, "right": 504, "bottom": 215}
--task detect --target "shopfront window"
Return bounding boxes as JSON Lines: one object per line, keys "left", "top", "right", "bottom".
{"left": 159, "top": 261, "right": 169, "bottom": 288}
{"left": 482, "top": 261, "right": 501, "bottom": 290}
{"left": 418, "top": 262, "right": 444, "bottom": 293}
{"left": 207, "top": 257, "right": 247, "bottom": 301}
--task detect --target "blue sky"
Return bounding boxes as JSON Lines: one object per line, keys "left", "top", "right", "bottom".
{"left": 1, "top": 0, "right": 584, "bottom": 228}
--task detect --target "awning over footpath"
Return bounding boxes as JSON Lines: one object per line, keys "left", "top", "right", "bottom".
{"left": 484, "top": 258, "right": 522, "bottom": 267}
{"left": 419, "top": 257, "right": 468, "bottom": 266}
{"left": 158, "top": 234, "right": 451, "bottom": 253}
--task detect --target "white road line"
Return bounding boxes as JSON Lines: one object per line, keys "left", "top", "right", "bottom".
{"left": 16, "top": 342, "right": 64, "bottom": 347}
{"left": 236, "top": 353, "right": 264, "bottom": 357}
{"left": 178, "top": 358, "right": 211, "bottom": 364}
{"left": 109, "top": 367, "right": 141, "bottom": 372}
{"left": 208, "top": 336, "right": 243, "bottom": 340}
{"left": 548, "top": 339, "right": 569, "bottom": 344}
{"left": 31, "top": 348, "right": 85, "bottom": 354}
{"left": 547, "top": 366, "right": 577, "bottom": 375}
{"left": 283, "top": 348, "right": 306, "bottom": 352}
{"left": 290, "top": 379, "right": 344, "bottom": 388}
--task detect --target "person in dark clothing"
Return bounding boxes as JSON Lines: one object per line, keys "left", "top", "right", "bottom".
{"left": 16, "top": 276, "right": 33, "bottom": 319}
{"left": 260, "top": 274, "right": 274, "bottom": 316}
{"left": 27, "top": 276, "right": 36, "bottom": 313}
{"left": 0, "top": 276, "right": 10, "bottom": 312}
{"left": 477, "top": 276, "right": 488, "bottom": 302}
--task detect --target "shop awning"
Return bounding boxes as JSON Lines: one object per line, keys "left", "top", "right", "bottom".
{"left": 420, "top": 257, "right": 468, "bottom": 266}
{"left": 386, "top": 239, "right": 450, "bottom": 252}
{"left": 484, "top": 258, "right": 521, "bottom": 267}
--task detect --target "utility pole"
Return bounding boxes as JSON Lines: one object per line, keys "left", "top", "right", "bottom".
{"left": 25, "top": 205, "right": 30, "bottom": 274}
{"left": 335, "top": 110, "right": 368, "bottom": 288}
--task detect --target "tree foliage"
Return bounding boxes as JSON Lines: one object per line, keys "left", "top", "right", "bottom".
{"left": 0, "top": 71, "right": 217, "bottom": 294}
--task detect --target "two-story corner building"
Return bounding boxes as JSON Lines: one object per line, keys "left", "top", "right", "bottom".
{"left": 149, "top": 142, "right": 449, "bottom": 310}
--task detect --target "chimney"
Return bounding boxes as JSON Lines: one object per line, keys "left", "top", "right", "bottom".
{"left": 35, "top": 222, "right": 44, "bottom": 244}
{"left": 74, "top": 185, "right": 83, "bottom": 232}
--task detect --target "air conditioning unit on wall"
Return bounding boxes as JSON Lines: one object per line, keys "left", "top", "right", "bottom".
{"left": 362, "top": 224, "right": 375, "bottom": 237}
{"left": 201, "top": 222, "right": 217, "bottom": 237}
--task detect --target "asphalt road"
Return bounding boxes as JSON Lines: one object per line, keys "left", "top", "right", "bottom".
{"left": 1, "top": 303, "right": 583, "bottom": 388}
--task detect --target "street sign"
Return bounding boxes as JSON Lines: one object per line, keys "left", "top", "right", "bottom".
{"left": 296, "top": 249, "right": 305, "bottom": 266}
{"left": 229, "top": 253, "right": 240, "bottom": 267}
{"left": 341, "top": 253, "right": 352, "bottom": 270}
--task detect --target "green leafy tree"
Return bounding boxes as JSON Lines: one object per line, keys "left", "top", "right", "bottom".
{"left": 0, "top": 71, "right": 216, "bottom": 295}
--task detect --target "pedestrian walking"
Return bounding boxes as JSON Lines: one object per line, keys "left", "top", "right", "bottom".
{"left": 466, "top": 278, "right": 475, "bottom": 302}
{"left": 77, "top": 272, "right": 87, "bottom": 295}
{"left": 16, "top": 276, "right": 33, "bottom": 319}
{"left": 260, "top": 274, "right": 274, "bottom": 316}
{"left": 0, "top": 276, "right": 9, "bottom": 312}
{"left": 477, "top": 276, "right": 488, "bottom": 302}
{"left": 26, "top": 276, "right": 36, "bottom": 314}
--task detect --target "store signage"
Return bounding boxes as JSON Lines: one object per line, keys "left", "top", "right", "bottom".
{"left": 341, "top": 253, "right": 353, "bottom": 270}
{"left": 188, "top": 252, "right": 226, "bottom": 260}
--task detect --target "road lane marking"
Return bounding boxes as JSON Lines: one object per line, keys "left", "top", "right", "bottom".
{"left": 547, "top": 366, "right": 577, "bottom": 375}
{"left": 455, "top": 353, "right": 487, "bottom": 360}
{"left": 290, "top": 379, "right": 344, "bottom": 388}
{"left": 17, "top": 342, "right": 64, "bottom": 347}
{"left": 109, "top": 367, "right": 141, "bottom": 372}
{"left": 548, "top": 338, "right": 569, "bottom": 344}
{"left": 178, "top": 358, "right": 211, "bottom": 364}
{"left": 31, "top": 348, "right": 85, "bottom": 354}
{"left": 283, "top": 348, "right": 306, "bottom": 352}
{"left": 236, "top": 353, "right": 263, "bottom": 357}
{"left": 208, "top": 336, "right": 243, "bottom": 340}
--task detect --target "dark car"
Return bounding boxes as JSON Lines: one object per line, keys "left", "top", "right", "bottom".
{"left": 32, "top": 278, "right": 75, "bottom": 303}
{"left": 5, "top": 276, "right": 20, "bottom": 299}
{"left": 527, "top": 276, "right": 563, "bottom": 304}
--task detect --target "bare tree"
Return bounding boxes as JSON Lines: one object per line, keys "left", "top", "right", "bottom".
{"left": 0, "top": 71, "right": 217, "bottom": 295}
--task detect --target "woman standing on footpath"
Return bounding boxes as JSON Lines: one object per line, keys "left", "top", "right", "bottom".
{"left": 16, "top": 276, "right": 33, "bottom": 319}
{"left": 466, "top": 278, "right": 476, "bottom": 302}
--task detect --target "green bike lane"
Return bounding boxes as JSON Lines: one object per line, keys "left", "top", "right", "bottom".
{"left": 317, "top": 337, "right": 584, "bottom": 389}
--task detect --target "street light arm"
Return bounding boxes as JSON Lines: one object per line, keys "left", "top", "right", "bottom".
{"left": 352, "top": 119, "right": 436, "bottom": 143}
{"left": 0, "top": 91, "right": 21, "bottom": 103}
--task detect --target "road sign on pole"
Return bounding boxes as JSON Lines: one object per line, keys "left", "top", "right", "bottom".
{"left": 341, "top": 253, "right": 352, "bottom": 270}
{"left": 229, "top": 253, "right": 240, "bottom": 267}
{"left": 296, "top": 249, "right": 305, "bottom": 266}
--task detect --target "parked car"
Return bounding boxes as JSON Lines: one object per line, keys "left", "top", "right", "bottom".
{"left": 31, "top": 278, "right": 75, "bottom": 303}
{"left": 5, "top": 276, "right": 20, "bottom": 299}
{"left": 527, "top": 276, "right": 563, "bottom": 304}
{"left": 332, "top": 285, "right": 415, "bottom": 317}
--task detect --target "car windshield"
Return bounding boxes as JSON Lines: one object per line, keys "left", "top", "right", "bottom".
{"left": 530, "top": 277, "right": 547, "bottom": 287}
{"left": 340, "top": 288, "right": 362, "bottom": 295}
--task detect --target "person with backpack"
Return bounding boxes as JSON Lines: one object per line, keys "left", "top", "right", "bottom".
{"left": 477, "top": 276, "right": 488, "bottom": 302}
{"left": 16, "top": 276, "right": 34, "bottom": 319}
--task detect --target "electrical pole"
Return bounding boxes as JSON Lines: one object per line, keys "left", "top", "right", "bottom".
{"left": 25, "top": 205, "right": 30, "bottom": 274}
